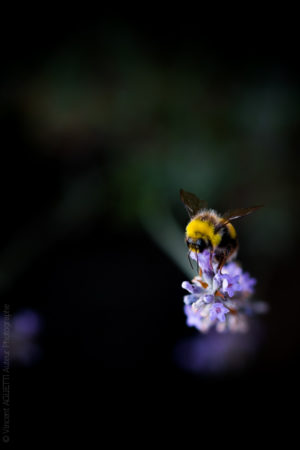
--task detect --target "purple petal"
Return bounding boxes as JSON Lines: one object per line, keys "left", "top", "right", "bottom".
{"left": 181, "top": 281, "right": 203, "bottom": 295}
{"left": 12, "top": 310, "right": 41, "bottom": 336}
{"left": 203, "top": 295, "right": 214, "bottom": 304}
{"left": 183, "top": 294, "right": 199, "bottom": 305}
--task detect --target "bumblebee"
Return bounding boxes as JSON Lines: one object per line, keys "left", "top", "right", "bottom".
{"left": 180, "top": 189, "right": 263, "bottom": 271}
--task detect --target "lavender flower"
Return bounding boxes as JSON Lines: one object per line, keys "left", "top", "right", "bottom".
{"left": 209, "top": 303, "right": 229, "bottom": 322}
{"left": 174, "top": 321, "right": 264, "bottom": 374}
{"left": 0, "top": 309, "right": 42, "bottom": 365}
{"left": 182, "top": 250, "right": 268, "bottom": 333}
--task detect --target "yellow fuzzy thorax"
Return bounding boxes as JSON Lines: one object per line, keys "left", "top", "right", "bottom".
{"left": 186, "top": 218, "right": 222, "bottom": 248}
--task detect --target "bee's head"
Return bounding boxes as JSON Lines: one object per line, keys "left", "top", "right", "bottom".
{"left": 186, "top": 237, "right": 207, "bottom": 253}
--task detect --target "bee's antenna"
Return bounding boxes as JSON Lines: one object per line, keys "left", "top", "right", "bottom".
{"left": 188, "top": 251, "right": 194, "bottom": 269}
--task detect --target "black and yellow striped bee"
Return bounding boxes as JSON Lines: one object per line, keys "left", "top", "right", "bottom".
{"left": 180, "top": 189, "right": 263, "bottom": 271}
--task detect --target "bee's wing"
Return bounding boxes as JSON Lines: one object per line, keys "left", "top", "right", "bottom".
{"left": 180, "top": 189, "right": 208, "bottom": 218}
{"left": 218, "top": 205, "right": 264, "bottom": 229}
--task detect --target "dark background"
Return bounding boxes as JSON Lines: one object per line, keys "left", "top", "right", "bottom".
{"left": 1, "top": 13, "right": 299, "bottom": 443}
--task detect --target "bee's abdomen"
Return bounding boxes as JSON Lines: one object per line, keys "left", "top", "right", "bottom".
{"left": 219, "top": 224, "right": 238, "bottom": 249}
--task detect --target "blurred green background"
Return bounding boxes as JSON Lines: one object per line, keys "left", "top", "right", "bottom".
{"left": 1, "top": 22, "right": 297, "bottom": 279}
{"left": 0, "top": 15, "right": 299, "bottom": 442}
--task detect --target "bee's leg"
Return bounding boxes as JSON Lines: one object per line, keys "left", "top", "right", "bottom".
{"left": 187, "top": 251, "right": 194, "bottom": 269}
{"left": 196, "top": 252, "right": 199, "bottom": 274}
{"left": 217, "top": 247, "right": 235, "bottom": 272}
{"left": 209, "top": 251, "right": 213, "bottom": 270}
{"left": 217, "top": 252, "right": 226, "bottom": 273}
{"left": 217, "top": 258, "right": 226, "bottom": 273}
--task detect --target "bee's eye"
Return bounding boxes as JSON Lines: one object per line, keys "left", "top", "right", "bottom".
{"left": 196, "top": 239, "right": 206, "bottom": 251}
